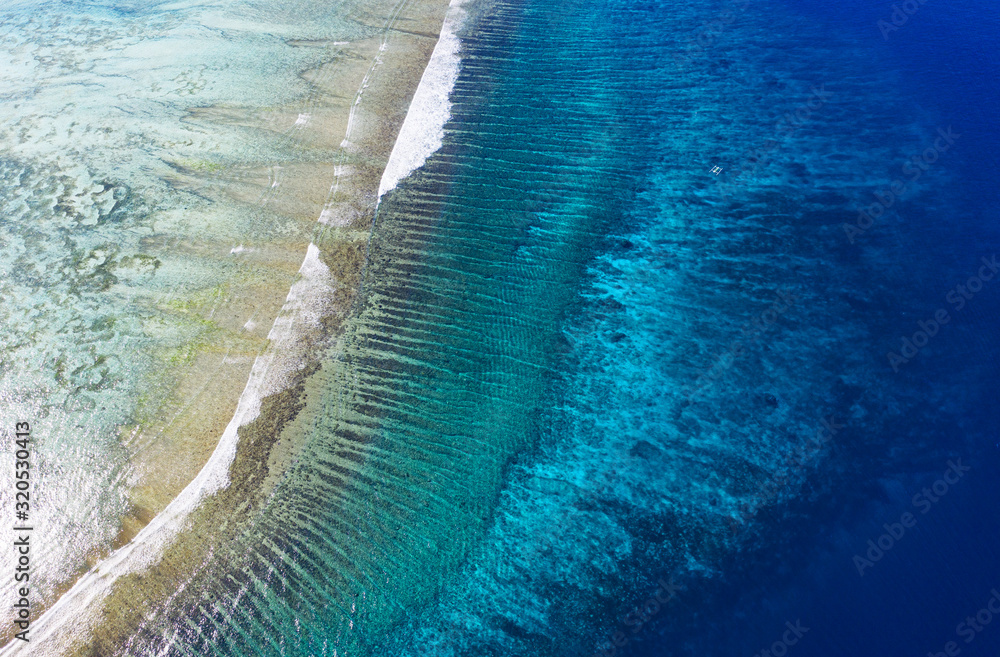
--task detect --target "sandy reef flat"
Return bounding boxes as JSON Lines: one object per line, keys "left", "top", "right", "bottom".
{"left": 0, "top": 0, "right": 453, "bottom": 652}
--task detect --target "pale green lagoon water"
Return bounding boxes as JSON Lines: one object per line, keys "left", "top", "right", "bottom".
{"left": 0, "top": 0, "right": 391, "bottom": 618}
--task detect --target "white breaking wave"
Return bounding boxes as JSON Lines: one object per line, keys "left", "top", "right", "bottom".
{"left": 377, "top": 0, "right": 468, "bottom": 201}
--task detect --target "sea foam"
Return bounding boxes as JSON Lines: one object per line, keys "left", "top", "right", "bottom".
{"left": 377, "top": 0, "right": 468, "bottom": 201}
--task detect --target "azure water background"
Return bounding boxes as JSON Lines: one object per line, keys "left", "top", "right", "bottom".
{"left": 117, "top": 0, "right": 1000, "bottom": 653}
{"left": 371, "top": 0, "right": 1000, "bottom": 655}
{"left": 8, "top": 0, "right": 996, "bottom": 653}
{"left": 124, "top": 0, "right": 1000, "bottom": 654}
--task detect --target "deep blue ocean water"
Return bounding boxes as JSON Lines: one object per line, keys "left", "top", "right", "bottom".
{"left": 627, "top": 2, "right": 1000, "bottom": 656}
{"left": 112, "top": 0, "right": 1000, "bottom": 655}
